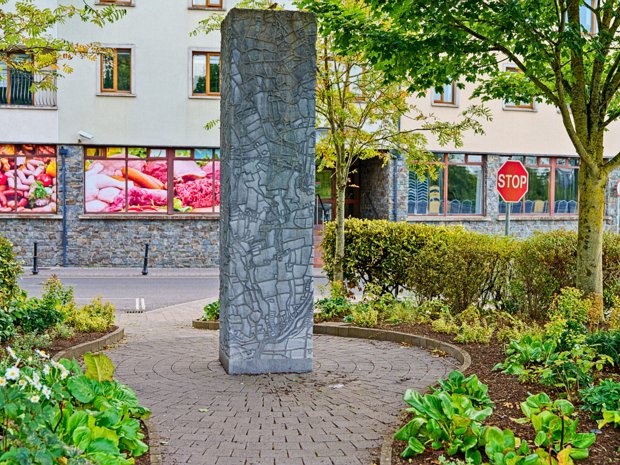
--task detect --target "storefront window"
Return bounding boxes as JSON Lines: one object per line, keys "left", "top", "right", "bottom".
{"left": 498, "top": 156, "right": 578, "bottom": 215}
{"left": 408, "top": 153, "right": 482, "bottom": 216}
{"left": 0, "top": 144, "right": 57, "bottom": 214}
{"left": 84, "top": 147, "right": 220, "bottom": 215}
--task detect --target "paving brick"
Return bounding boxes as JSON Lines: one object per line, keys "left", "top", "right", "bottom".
{"left": 108, "top": 310, "right": 457, "bottom": 465}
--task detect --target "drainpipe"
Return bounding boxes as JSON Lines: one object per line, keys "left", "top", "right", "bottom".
{"left": 60, "top": 147, "right": 68, "bottom": 267}
{"left": 391, "top": 150, "right": 400, "bottom": 222}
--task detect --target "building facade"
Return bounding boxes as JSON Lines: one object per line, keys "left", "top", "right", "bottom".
{"left": 1, "top": 1, "right": 620, "bottom": 268}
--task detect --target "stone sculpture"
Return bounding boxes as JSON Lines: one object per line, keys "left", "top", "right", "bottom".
{"left": 219, "top": 9, "right": 317, "bottom": 375}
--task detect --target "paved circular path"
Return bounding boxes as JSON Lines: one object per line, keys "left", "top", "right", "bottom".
{"left": 107, "top": 304, "right": 458, "bottom": 465}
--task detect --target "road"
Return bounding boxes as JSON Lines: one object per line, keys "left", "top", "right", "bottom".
{"left": 18, "top": 268, "right": 329, "bottom": 312}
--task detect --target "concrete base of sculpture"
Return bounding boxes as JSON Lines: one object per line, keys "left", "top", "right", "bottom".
{"left": 218, "top": 9, "right": 317, "bottom": 375}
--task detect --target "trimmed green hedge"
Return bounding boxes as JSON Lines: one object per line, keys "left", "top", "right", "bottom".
{"left": 321, "top": 219, "right": 620, "bottom": 317}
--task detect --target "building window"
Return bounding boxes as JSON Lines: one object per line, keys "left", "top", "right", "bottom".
{"left": 191, "top": 0, "right": 223, "bottom": 7}
{"left": 0, "top": 54, "right": 34, "bottom": 106}
{"left": 101, "top": 48, "right": 132, "bottom": 93}
{"left": 503, "top": 66, "right": 535, "bottom": 110}
{"left": 408, "top": 153, "right": 484, "bottom": 216}
{"left": 0, "top": 144, "right": 57, "bottom": 214}
{"left": 192, "top": 52, "right": 220, "bottom": 96}
{"left": 580, "top": 1, "right": 597, "bottom": 34}
{"left": 432, "top": 82, "right": 457, "bottom": 106}
{"left": 498, "top": 156, "right": 579, "bottom": 215}
{"left": 84, "top": 147, "right": 220, "bottom": 215}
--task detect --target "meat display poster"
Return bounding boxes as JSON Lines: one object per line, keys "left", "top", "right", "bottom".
{"left": 0, "top": 144, "right": 57, "bottom": 214}
{"left": 84, "top": 147, "right": 220, "bottom": 214}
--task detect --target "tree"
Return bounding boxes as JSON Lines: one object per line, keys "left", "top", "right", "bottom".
{"left": 301, "top": 0, "right": 620, "bottom": 307}
{"left": 314, "top": 31, "right": 487, "bottom": 283}
{"left": 0, "top": 0, "right": 125, "bottom": 91}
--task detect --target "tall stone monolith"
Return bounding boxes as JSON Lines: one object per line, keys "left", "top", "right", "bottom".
{"left": 219, "top": 9, "right": 316, "bottom": 375}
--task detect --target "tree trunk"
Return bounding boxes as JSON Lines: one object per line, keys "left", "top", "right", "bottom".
{"left": 576, "top": 162, "right": 607, "bottom": 314}
{"left": 333, "top": 170, "right": 347, "bottom": 284}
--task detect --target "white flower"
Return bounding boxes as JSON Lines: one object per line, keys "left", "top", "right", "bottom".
{"left": 26, "top": 357, "right": 33, "bottom": 364}
{"left": 42, "top": 365, "right": 51, "bottom": 376}
{"left": 34, "top": 350, "right": 49, "bottom": 359}
{"left": 0, "top": 378, "right": 6, "bottom": 387}
{"left": 29, "top": 395, "right": 40, "bottom": 403}
{"left": 59, "top": 367, "right": 69, "bottom": 380}
{"left": 32, "top": 372, "right": 40, "bottom": 384}
{"left": 18, "top": 379, "right": 27, "bottom": 389}
{"left": 42, "top": 386, "right": 51, "bottom": 399}
{"left": 5, "top": 366, "right": 20, "bottom": 381}
{"left": 6, "top": 347, "right": 17, "bottom": 360}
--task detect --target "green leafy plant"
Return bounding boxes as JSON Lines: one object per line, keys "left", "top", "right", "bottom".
{"left": 479, "top": 426, "right": 537, "bottom": 465}
{"left": 454, "top": 323, "right": 493, "bottom": 344}
{"left": 395, "top": 373, "right": 492, "bottom": 463}
{"left": 514, "top": 393, "right": 596, "bottom": 464}
{"left": 580, "top": 379, "right": 620, "bottom": 418}
{"left": 432, "top": 371, "right": 494, "bottom": 410}
{"left": 0, "top": 236, "right": 21, "bottom": 311}
{"left": 0, "top": 350, "right": 150, "bottom": 464}
{"left": 201, "top": 300, "right": 220, "bottom": 321}
{"left": 598, "top": 410, "right": 620, "bottom": 429}
{"left": 0, "top": 310, "right": 15, "bottom": 343}
{"left": 64, "top": 297, "right": 115, "bottom": 332}
{"left": 585, "top": 330, "right": 620, "bottom": 364}
{"left": 314, "top": 296, "right": 351, "bottom": 321}
{"left": 349, "top": 305, "right": 378, "bottom": 328}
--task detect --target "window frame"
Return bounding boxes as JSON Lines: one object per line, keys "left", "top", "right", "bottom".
{"left": 499, "top": 156, "right": 579, "bottom": 216}
{"left": 408, "top": 153, "right": 485, "bottom": 217}
{"left": 431, "top": 82, "right": 458, "bottom": 107}
{"left": 0, "top": 144, "right": 58, "bottom": 215}
{"left": 0, "top": 53, "right": 35, "bottom": 106}
{"left": 502, "top": 65, "right": 536, "bottom": 111}
{"left": 99, "top": 47, "right": 134, "bottom": 95}
{"left": 190, "top": 0, "right": 224, "bottom": 10}
{"left": 190, "top": 51, "right": 221, "bottom": 97}
{"left": 579, "top": 0, "right": 597, "bottom": 35}
{"left": 83, "top": 146, "right": 221, "bottom": 216}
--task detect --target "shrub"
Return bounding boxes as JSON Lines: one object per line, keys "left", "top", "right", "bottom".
{"left": 432, "top": 316, "right": 459, "bottom": 334}
{"left": 585, "top": 330, "right": 620, "bottom": 364}
{"left": 580, "top": 379, "right": 620, "bottom": 418}
{"left": 454, "top": 323, "right": 493, "bottom": 344}
{"left": 0, "top": 236, "right": 21, "bottom": 310}
{"left": 202, "top": 300, "right": 220, "bottom": 321}
{"left": 349, "top": 305, "right": 379, "bottom": 328}
{"left": 65, "top": 297, "right": 115, "bottom": 332}
{"left": 10, "top": 296, "right": 64, "bottom": 334}
{"left": 0, "top": 309, "right": 15, "bottom": 342}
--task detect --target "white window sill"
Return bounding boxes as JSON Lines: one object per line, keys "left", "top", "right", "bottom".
{"left": 0, "top": 105, "right": 57, "bottom": 110}
{"left": 79, "top": 214, "right": 220, "bottom": 220}
{"left": 0, "top": 214, "right": 62, "bottom": 220}
{"left": 189, "top": 95, "right": 221, "bottom": 100}
{"left": 188, "top": 7, "right": 225, "bottom": 12}
{"left": 431, "top": 102, "right": 459, "bottom": 108}
{"left": 498, "top": 214, "right": 578, "bottom": 221}
{"left": 96, "top": 92, "right": 137, "bottom": 98}
{"left": 95, "top": 2, "right": 135, "bottom": 6}
{"left": 503, "top": 105, "right": 537, "bottom": 112}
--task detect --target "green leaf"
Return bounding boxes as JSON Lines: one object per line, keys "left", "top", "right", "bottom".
{"left": 87, "top": 438, "right": 120, "bottom": 455}
{"left": 67, "top": 376, "right": 96, "bottom": 404}
{"left": 534, "top": 431, "right": 547, "bottom": 447}
{"left": 84, "top": 353, "right": 115, "bottom": 382}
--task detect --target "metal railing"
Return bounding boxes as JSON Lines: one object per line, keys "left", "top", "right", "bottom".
{"left": 0, "top": 71, "right": 57, "bottom": 107}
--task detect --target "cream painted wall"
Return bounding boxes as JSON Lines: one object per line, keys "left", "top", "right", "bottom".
{"left": 402, "top": 84, "right": 620, "bottom": 157}
{"left": 0, "top": 0, "right": 59, "bottom": 143}
{"left": 56, "top": 0, "right": 237, "bottom": 147}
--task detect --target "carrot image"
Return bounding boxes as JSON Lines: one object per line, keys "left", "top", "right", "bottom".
{"left": 122, "top": 167, "right": 165, "bottom": 190}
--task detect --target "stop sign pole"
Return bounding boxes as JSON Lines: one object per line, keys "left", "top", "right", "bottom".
{"left": 497, "top": 160, "right": 529, "bottom": 236}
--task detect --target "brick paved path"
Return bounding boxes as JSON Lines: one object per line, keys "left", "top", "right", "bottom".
{"left": 108, "top": 302, "right": 457, "bottom": 465}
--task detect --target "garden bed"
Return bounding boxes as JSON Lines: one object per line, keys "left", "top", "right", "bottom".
{"left": 47, "top": 324, "right": 119, "bottom": 356}
{"left": 382, "top": 322, "right": 620, "bottom": 465}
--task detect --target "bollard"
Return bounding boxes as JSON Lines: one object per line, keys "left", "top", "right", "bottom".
{"left": 142, "top": 243, "right": 149, "bottom": 276}
{"left": 32, "top": 242, "right": 39, "bottom": 275}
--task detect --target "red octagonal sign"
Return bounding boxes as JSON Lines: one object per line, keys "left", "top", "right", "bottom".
{"left": 497, "top": 160, "right": 529, "bottom": 203}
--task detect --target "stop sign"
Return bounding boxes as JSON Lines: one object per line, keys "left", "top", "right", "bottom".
{"left": 497, "top": 160, "right": 529, "bottom": 202}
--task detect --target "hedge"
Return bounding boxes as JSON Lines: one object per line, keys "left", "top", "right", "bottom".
{"left": 321, "top": 219, "right": 620, "bottom": 318}
{"left": 0, "top": 236, "right": 21, "bottom": 310}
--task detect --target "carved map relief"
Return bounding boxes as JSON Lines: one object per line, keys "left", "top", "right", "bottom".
{"left": 219, "top": 9, "right": 316, "bottom": 374}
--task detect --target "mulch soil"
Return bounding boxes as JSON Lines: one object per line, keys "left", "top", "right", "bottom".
{"left": 377, "top": 322, "right": 620, "bottom": 465}
{"left": 47, "top": 325, "right": 118, "bottom": 357}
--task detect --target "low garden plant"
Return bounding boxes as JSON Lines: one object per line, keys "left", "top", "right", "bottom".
{"left": 201, "top": 300, "right": 220, "bottom": 321}
{"left": 0, "top": 349, "right": 150, "bottom": 464}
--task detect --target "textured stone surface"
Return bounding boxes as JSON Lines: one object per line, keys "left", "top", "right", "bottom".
{"left": 109, "top": 306, "right": 458, "bottom": 465}
{"left": 219, "top": 9, "right": 317, "bottom": 374}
